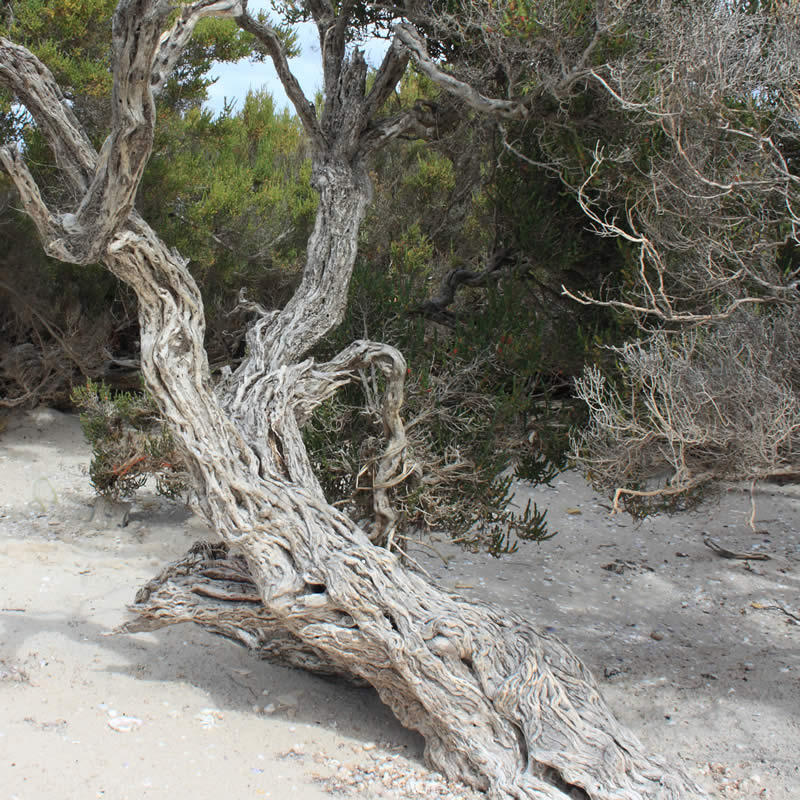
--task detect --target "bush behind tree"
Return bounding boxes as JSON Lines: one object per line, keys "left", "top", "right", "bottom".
{"left": 572, "top": 307, "right": 800, "bottom": 517}
{"left": 71, "top": 379, "right": 188, "bottom": 500}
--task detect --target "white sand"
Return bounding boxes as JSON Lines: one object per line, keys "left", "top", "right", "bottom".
{"left": 1, "top": 407, "right": 798, "bottom": 799}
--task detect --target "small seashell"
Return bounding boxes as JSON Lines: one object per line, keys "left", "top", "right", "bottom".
{"left": 107, "top": 715, "right": 142, "bottom": 733}
{"left": 195, "top": 708, "right": 223, "bottom": 729}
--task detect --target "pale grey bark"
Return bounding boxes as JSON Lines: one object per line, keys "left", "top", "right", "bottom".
{"left": 0, "top": 2, "right": 708, "bottom": 798}
{"left": 395, "top": 24, "right": 530, "bottom": 120}
{"left": 120, "top": 541, "right": 361, "bottom": 681}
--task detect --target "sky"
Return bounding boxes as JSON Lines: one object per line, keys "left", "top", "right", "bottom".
{"left": 203, "top": 3, "right": 390, "bottom": 116}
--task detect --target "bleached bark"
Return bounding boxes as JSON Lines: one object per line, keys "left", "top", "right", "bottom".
{"left": 0, "top": 3, "right": 708, "bottom": 798}
{"left": 395, "top": 24, "right": 530, "bottom": 120}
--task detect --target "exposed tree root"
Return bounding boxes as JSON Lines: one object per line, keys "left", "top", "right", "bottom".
{"left": 120, "top": 541, "right": 360, "bottom": 681}
{"left": 122, "top": 540, "right": 708, "bottom": 800}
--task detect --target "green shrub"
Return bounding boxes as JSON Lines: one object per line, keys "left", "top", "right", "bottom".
{"left": 71, "top": 380, "right": 188, "bottom": 501}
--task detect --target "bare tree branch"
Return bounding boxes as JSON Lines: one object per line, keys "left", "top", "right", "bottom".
{"left": 152, "top": 0, "right": 245, "bottom": 95}
{"left": 573, "top": 309, "right": 800, "bottom": 515}
{"left": 120, "top": 541, "right": 362, "bottom": 681}
{"left": 295, "top": 340, "right": 414, "bottom": 547}
{"left": 412, "top": 247, "right": 515, "bottom": 325}
{"left": 362, "top": 37, "right": 410, "bottom": 122}
{"left": 395, "top": 23, "right": 529, "bottom": 120}
{"left": 235, "top": 11, "right": 323, "bottom": 147}
{"left": 0, "top": 40, "right": 96, "bottom": 189}
{"left": 358, "top": 104, "right": 438, "bottom": 152}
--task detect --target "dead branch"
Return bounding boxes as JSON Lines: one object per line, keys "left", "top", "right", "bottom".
{"left": 573, "top": 310, "right": 800, "bottom": 513}
{"left": 412, "top": 246, "right": 514, "bottom": 325}
{"left": 703, "top": 537, "right": 770, "bottom": 562}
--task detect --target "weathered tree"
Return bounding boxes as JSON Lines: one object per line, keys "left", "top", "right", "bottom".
{"left": 0, "top": 1, "right": 708, "bottom": 797}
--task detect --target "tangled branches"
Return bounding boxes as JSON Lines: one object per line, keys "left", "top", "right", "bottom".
{"left": 71, "top": 380, "right": 188, "bottom": 500}
{"left": 303, "top": 349, "right": 555, "bottom": 555}
{"left": 0, "top": 274, "right": 125, "bottom": 407}
{"left": 402, "top": 1, "right": 800, "bottom": 322}
{"left": 572, "top": 309, "right": 800, "bottom": 516}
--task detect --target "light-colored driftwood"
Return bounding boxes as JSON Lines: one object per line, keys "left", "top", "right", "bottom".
{"left": 0, "top": 3, "right": 708, "bottom": 797}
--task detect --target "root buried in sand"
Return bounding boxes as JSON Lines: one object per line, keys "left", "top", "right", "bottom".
{"left": 123, "top": 541, "right": 707, "bottom": 799}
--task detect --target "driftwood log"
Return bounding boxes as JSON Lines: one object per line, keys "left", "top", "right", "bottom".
{"left": 0, "top": 2, "right": 708, "bottom": 798}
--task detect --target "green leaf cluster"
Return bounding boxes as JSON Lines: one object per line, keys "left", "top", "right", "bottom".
{"left": 71, "top": 380, "right": 188, "bottom": 500}
{"left": 1, "top": 0, "right": 117, "bottom": 104}
{"left": 140, "top": 91, "right": 317, "bottom": 313}
{"left": 0, "top": 0, "right": 255, "bottom": 139}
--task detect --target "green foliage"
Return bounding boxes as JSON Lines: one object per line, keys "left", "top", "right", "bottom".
{"left": 514, "top": 448, "right": 560, "bottom": 486}
{"left": 71, "top": 380, "right": 188, "bottom": 500}
{"left": 301, "top": 365, "right": 559, "bottom": 554}
{"left": 454, "top": 479, "right": 555, "bottom": 557}
{"left": 1, "top": 0, "right": 117, "bottom": 102}
{"left": 140, "top": 91, "right": 316, "bottom": 332}
{"left": 0, "top": 1, "right": 254, "bottom": 138}
{"left": 404, "top": 151, "right": 456, "bottom": 203}
{"left": 388, "top": 223, "right": 434, "bottom": 278}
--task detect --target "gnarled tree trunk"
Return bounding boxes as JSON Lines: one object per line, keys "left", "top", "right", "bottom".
{"left": 0, "top": 2, "right": 708, "bottom": 798}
